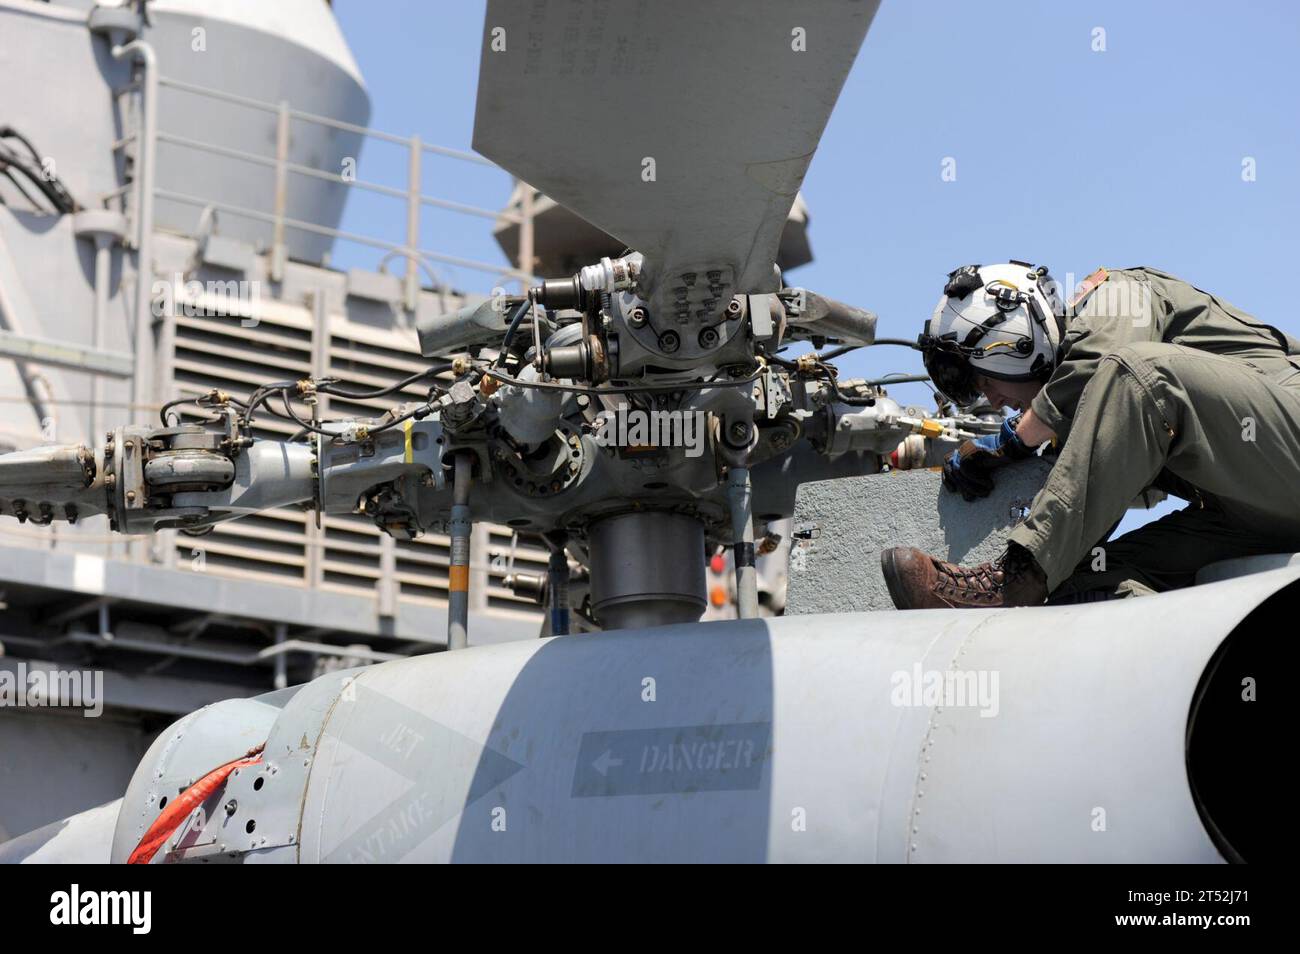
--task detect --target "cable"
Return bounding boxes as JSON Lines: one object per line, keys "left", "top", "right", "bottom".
{"left": 0, "top": 131, "right": 79, "bottom": 214}
{"left": 277, "top": 385, "right": 433, "bottom": 440}
{"left": 0, "top": 126, "right": 42, "bottom": 163}
{"left": 159, "top": 392, "right": 249, "bottom": 426}
{"left": 481, "top": 365, "right": 764, "bottom": 396}
{"left": 818, "top": 338, "right": 920, "bottom": 362}
{"left": 278, "top": 390, "right": 332, "bottom": 437}
{"left": 0, "top": 168, "right": 43, "bottom": 212}
{"left": 363, "top": 400, "right": 434, "bottom": 435}
{"left": 761, "top": 352, "right": 799, "bottom": 370}
{"left": 819, "top": 360, "right": 876, "bottom": 407}
{"left": 494, "top": 297, "right": 532, "bottom": 368}
{"left": 168, "top": 367, "right": 445, "bottom": 445}
{"left": 239, "top": 380, "right": 302, "bottom": 429}
{"left": 315, "top": 364, "right": 451, "bottom": 401}
{"left": 866, "top": 372, "right": 933, "bottom": 386}
{"left": 816, "top": 344, "right": 856, "bottom": 361}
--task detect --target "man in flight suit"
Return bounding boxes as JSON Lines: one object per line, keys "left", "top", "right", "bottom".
{"left": 880, "top": 261, "right": 1300, "bottom": 609}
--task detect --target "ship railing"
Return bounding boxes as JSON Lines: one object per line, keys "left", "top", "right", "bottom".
{"left": 111, "top": 72, "right": 536, "bottom": 308}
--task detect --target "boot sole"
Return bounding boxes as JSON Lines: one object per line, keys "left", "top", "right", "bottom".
{"left": 879, "top": 548, "right": 911, "bottom": 610}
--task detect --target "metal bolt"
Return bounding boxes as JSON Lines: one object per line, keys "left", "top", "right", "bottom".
{"left": 725, "top": 298, "right": 742, "bottom": 318}
{"left": 224, "top": 799, "right": 238, "bottom": 816}
{"left": 629, "top": 307, "right": 647, "bottom": 327}
{"left": 729, "top": 421, "right": 750, "bottom": 443}
{"left": 698, "top": 327, "right": 719, "bottom": 349}
{"left": 658, "top": 330, "right": 680, "bottom": 354}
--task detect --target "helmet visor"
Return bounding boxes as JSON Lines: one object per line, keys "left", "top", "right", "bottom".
{"left": 923, "top": 347, "right": 981, "bottom": 407}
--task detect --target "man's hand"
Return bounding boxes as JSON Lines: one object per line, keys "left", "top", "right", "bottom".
{"left": 942, "top": 416, "right": 1037, "bottom": 501}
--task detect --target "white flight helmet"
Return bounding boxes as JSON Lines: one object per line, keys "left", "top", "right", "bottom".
{"left": 919, "top": 261, "right": 1066, "bottom": 407}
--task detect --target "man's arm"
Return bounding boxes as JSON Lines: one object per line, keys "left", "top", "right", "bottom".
{"left": 1029, "top": 270, "right": 1163, "bottom": 439}
{"left": 1015, "top": 408, "right": 1055, "bottom": 448}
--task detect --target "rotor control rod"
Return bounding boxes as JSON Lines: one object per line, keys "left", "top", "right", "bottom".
{"left": 447, "top": 452, "right": 474, "bottom": 651}
{"left": 726, "top": 466, "right": 760, "bottom": 619}
{"left": 545, "top": 532, "right": 570, "bottom": 637}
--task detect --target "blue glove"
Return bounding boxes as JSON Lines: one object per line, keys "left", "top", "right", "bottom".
{"left": 942, "top": 417, "right": 1033, "bottom": 501}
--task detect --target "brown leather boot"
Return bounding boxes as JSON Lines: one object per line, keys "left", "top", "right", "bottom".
{"left": 880, "top": 544, "right": 1048, "bottom": 610}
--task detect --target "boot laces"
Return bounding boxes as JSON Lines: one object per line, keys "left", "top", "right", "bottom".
{"left": 935, "top": 558, "right": 1003, "bottom": 595}
{"left": 935, "top": 550, "right": 1030, "bottom": 597}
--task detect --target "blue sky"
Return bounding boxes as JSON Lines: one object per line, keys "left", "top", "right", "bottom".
{"left": 333, "top": 0, "right": 1300, "bottom": 533}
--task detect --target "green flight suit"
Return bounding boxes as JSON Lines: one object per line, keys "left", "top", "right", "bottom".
{"left": 1004, "top": 267, "right": 1300, "bottom": 598}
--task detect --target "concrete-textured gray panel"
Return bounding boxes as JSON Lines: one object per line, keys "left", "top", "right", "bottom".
{"left": 785, "top": 459, "right": 1055, "bottom": 614}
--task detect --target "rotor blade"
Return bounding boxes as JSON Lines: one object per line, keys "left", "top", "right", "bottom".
{"left": 474, "top": 0, "right": 878, "bottom": 314}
